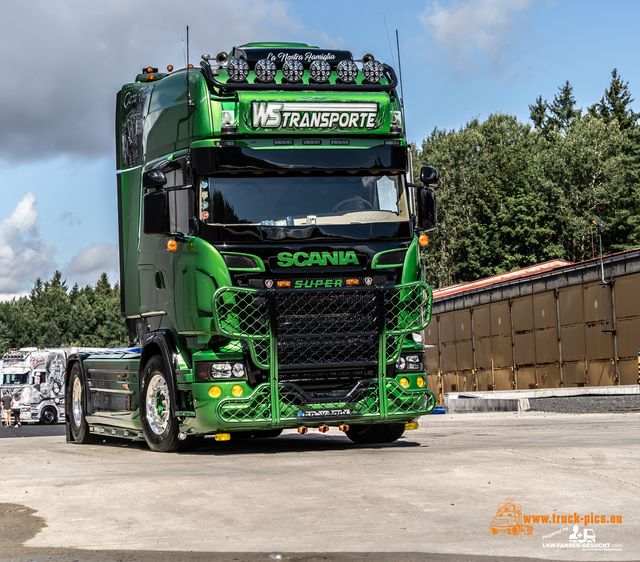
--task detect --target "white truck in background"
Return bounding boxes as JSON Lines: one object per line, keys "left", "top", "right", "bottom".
{"left": 1, "top": 348, "right": 77, "bottom": 424}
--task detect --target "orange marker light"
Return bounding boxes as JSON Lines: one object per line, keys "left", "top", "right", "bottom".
{"left": 346, "top": 279, "right": 360, "bottom": 286}
{"left": 148, "top": 74, "right": 155, "bottom": 81}
{"left": 147, "top": 66, "right": 153, "bottom": 73}
{"left": 167, "top": 239, "right": 178, "bottom": 252}
{"left": 277, "top": 281, "right": 291, "bottom": 288}
{"left": 318, "top": 425, "right": 329, "bottom": 433}
{"left": 167, "top": 65, "right": 174, "bottom": 72}
{"left": 188, "top": 64, "right": 194, "bottom": 68}
{"left": 418, "top": 235, "right": 429, "bottom": 246}
{"left": 297, "top": 426, "right": 308, "bottom": 434}
{"left": 338, "top": 424, "right": 350, "bottom": 432}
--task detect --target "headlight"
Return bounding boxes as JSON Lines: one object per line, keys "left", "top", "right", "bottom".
{"left": 195, "top": 362, "right": 246, "bottom": 381}
{"left": 254, "top": 58, "right": 276, "bottom": 82}
{"left": 309, "top": 59, "right": 331, "bottom": 83}
{"left": 336, "top": 60, "right": 358, "bottom": 83}
{"left": 395, "top": 354, "right": 424, "bottom": 372}
{"left": 363, "top": 60, "right": 384, "bottom": 84}
{"left": 227, "top": 58, "right": 249, "bottom": 82}
{"left": 283, "top": 59, "right": 304, "bottom": 83}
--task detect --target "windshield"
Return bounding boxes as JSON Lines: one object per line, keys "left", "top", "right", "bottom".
{"left": 201, "top": 173, "right": 409, "bottom": 226}
{"left": 3, "top": 373, "right": 29, "bottom": 385}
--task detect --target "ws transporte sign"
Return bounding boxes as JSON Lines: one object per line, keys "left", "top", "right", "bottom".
{"left": 242, "top": 96, "right": 390, "bottom": 132}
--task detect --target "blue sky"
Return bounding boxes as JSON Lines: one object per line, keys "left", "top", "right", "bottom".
{"left": 1, "top": 0, "right": 639, "bottom": 300}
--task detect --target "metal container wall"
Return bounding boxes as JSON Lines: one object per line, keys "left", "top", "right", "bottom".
{"left": 424, "top": 250, "right": 640, "bottom": 403}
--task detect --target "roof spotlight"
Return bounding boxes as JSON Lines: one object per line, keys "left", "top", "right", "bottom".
{"left": 363, "top": 60, "right": 385, "bottom": 84}
{"left": 282, "top": 59, "right": 304, "bottom": 83}
{"left": 309, "top": 59, "right": 331, "bottom": 83}
{"left": 255, "top": 58, "right": 276, "bottom": 82}
{"left": 227, "top": 58, "right": 249, "bottom": 82}
{"left": 337, "top": 60, "right": 358, "bottom": 83}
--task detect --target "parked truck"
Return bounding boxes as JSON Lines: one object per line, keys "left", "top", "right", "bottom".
{"left": 2, "top": 348, "right": 72, "bottom": 424}
{"left": 65, "top": 42, "right": 439, "bottom": 452}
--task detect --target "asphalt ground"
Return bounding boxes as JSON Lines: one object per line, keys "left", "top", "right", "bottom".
{"left": 0, "top": 408, "right": 639, "bottom": 562}
{"left": 528, "top": 394, "right": 640, "bottom": 414}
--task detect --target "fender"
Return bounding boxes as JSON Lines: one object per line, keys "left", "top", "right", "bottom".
{"left": 140, "top": 330, "right": 180, "bottom": 418}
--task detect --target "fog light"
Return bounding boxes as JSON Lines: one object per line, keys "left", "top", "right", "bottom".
{"left": 405, "top": 422, "right": 419, "bottom": 430}
{"left": 227, "top": 58, "right": 249, "bottom": 82}
{"left": 399, "top": 377, "right": 410, "bottom": 388}
{"left": 209, "top": 386, "right": 222, "bottom": 398}
{"left": 363, "top": 60, "right": 384, "bottom": 83}
{"left": 417, "top": 376, "right": 425, "bottom": 388}
{"left": 255, "top": 58, "right": 276, "bottom": 82}
{"left": 310, "top": 59, "right": 331, "bottom": 83}
{"left": 231, "top": 385, "right": 244, "bottom": 397}
{"left": 337, "top": 59, "right": 358, "bottom": 83}
{"left": 283, "top": 59, "right": 304, "bottom": 82}
{"left": 215, "top": 433, "right": 231, "bottom": 441}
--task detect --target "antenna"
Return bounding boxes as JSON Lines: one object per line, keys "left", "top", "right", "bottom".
{"left": 186, "top": 26, "right": 194, "bottom": 155}
{"left": 396, "top": 29, "right": 405, "bottom": 111}
{"left": 383, "top": 13, "right": 396, "bottom": 69}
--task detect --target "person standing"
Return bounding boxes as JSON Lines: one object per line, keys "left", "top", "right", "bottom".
{"left": 11, "top": 394, "right": 21, "bottom": 427}
{"left": 1, "top": 391, "right": 12, "bottom": 428}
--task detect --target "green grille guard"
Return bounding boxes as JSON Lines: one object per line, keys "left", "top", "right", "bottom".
{"left": 211, "top": 281, "right": 434, "bottom": 424}
{"left": 212, "top": 281, "right": 433, "bottom": 367}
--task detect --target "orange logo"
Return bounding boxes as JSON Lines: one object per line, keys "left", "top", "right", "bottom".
{"left": 490, "top": 499, "right": 533, "bottom": 536}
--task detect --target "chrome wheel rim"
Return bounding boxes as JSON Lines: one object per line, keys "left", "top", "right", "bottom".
{"left": 72, "top": 377, "right": 82, "bottom": 427}
{"left": 146, "top": 374, "right": 170, "bottom": 435}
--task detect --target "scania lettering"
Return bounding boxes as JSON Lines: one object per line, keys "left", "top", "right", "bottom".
{"left": 65, "top": 42, "right": 439, "bottom": 452}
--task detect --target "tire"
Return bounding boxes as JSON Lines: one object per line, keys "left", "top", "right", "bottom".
{"left": 490, "top": 528, "right": 498, "bottom": 535}
{"left": 140, "top": 355, "right": 181, "bottom": 453}
{"left": 345, "top": 423, "right": 405, "bottom": 444}
{"left": 511, "top": 526, "right": 520, "bottom": 535}
{"left": 524, "top": 526, "right": 533, "bottom": 535}
{"left": 252, "top": 429, "right": 282, "bottom": 438}
{"left": 67, "top": 363, "right": 98, "bottom": 444}
{"left": 41, "top": 406, "right": 57, "bottom": 425}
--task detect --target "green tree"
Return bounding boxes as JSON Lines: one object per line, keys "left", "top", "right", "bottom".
{"left": 589, "top": 69, "right": 639, "bottom": 131}
{"left": 548, "top": 81, "right": 581, "bottom": 131}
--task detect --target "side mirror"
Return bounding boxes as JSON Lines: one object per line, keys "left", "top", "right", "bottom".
{"left": 420, "top": 166, "right": 439, "bottom": 186}
{"left": 417, "top": 187, "right": 437, "bottom": 232}
{"left": 143, "top": 189, "right": 170, "bottom": 236}
{"left": 142, "top": 168, "right": 167, "bottom": 189}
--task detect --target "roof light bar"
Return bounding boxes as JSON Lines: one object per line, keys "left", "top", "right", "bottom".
{"left": 282, "top": 59, "right": 304, "bottom": 83}
{"left": 363, "top": 60, "right": 385, "bottom": 84}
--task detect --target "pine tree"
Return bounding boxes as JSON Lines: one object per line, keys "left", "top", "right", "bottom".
{"left": 590, "top": 69, "right": 639, "bottom": 131}
{"left": 95, "top": 273, "right": 112, "bottom": 297}
{"left": 529, "top": 95, "right": 549, "bottom": 132}
{"left": 548, "top": 81, "right": 581, "bottom": 131}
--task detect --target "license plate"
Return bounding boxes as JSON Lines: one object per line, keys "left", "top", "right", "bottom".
{"left": 298, "top": 409, "right": 350, "bottom": 418}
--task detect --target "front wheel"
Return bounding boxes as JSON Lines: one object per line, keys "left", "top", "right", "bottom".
{"left": 140, "top": 355, "right": 182, "bottom": 453}
{"left": 67, "top": 363, "right": 98, "bottom": 444}
{"left": 345, "top": 423, "right": 405, "bottom": 444}
{"left": 41, "top": 406, "right": 57, "bottom": 425}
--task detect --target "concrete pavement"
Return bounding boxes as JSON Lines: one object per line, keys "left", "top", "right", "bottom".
{"left": 0, "top": 411, "right": 638, "bottom": 561}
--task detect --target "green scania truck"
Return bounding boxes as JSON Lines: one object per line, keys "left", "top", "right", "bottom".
{"left": 65, "top": 42, "right": 439, "bottom": 452}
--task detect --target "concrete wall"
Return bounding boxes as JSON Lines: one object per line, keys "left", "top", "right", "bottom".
{"left": 425, "top": 250, "right": 640, "bottom": 404}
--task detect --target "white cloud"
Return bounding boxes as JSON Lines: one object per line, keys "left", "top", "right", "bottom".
{"left": 420, "top": 0, "right": 534, "bottom": 77}
{"left": 63, "top": 243, "right": 119, "bottom": 288}
{"left": 0, "top": 193, "right": 54, "bottom": 300}
{"left": 0, "top": 0, "right": 309, "bottom": 162}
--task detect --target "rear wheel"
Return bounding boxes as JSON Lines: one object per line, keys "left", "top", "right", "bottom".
{"left": 345, "top": 423, "right": 405, "bottom": 444}
{"left": 67, "top": 363, "right": 98, "bottom": 444}
{"left": 41, "top": 406, "right": 57, "bottom": 425}
{"left": 140, "top": 355, "right": 182, "bottom": 453}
